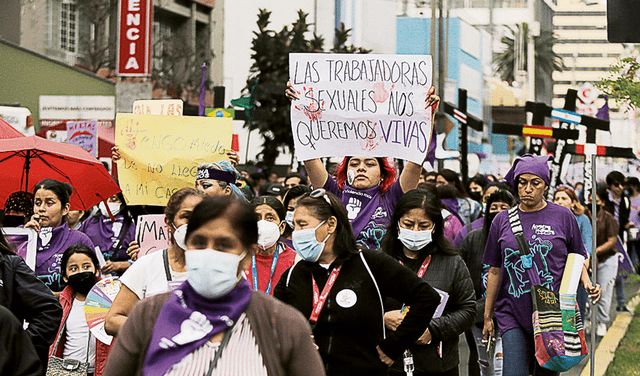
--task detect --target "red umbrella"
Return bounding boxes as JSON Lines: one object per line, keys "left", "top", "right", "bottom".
{"left": 0, "top": 118, "right": 26, "bottom": 139}
{"left": 0, "top": 136, "right": 121, "bottom": 210}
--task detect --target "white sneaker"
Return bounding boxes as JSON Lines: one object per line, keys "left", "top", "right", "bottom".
{"left": 596, "top": 323, "right": 608, "bottom": 337}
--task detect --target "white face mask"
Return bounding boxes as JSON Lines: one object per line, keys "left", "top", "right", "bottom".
{"left": 398, "top": 226, "right": 434, "bottom": 251}
{"left": 99, "top": 201, "right": 122, "bottom": 217}
{"left": 285, "top": 211, "right": 295, "bottom": 228}
{"left": 257, "top": 220, "right": 281, "bottom": 250}
{"left": 172, "top": 224, "right": 188, "bottom": 250}
{"left": 185, "top": 249, "right": 246, "bottom": 299}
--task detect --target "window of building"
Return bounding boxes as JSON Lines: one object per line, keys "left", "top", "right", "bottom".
{"left": 60, "top": 1, "right": 78, "bottom": 53}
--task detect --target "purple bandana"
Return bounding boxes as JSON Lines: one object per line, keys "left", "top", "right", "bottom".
{"left": 343, "top": 184, "right": 381, "bottom": 236}
{"left": 504, "top": 154, "right": 554, "bottom": 187}
{"left": 142, "top": 279, "right": 252, "bottom": 376}
{"left": 196, "top": 168, "right": 235, "bottom": 184}
{"left": 79, "top": 215, "right": 134, "bottom": 262}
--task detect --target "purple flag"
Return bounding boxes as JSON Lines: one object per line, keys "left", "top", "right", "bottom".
{"left": 199, "top": 64, "right": 207, "bottom": 116}
{"left": 596, "top": 96, "right": 610, "bottom": 121}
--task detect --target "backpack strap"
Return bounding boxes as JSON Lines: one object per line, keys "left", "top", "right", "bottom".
{"left": 507, "top": 206, "right": 540, "bottom": 285}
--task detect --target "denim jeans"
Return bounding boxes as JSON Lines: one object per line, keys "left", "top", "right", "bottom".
{"left": 501, "top": 328, "right": 558, "bottom": 376}
{"left": 597, "top": 256, "right": 618, "bottom": 323}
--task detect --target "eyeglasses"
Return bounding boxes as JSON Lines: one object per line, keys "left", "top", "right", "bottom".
{"left": 310, "top": 188, "right": 332, "bottom": 206}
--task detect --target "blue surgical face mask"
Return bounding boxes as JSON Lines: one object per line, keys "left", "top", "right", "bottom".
{"left": 285, "top": 211, "right": 295, "bottom": 228}
{"left": 292, "top": 220, "right": 329, "bottom": 262}
{"left": 398, "top": 226, "right": 434, "bottom": 251}
{"left": 185, "top": 249, "right": 246, "bottom": 299}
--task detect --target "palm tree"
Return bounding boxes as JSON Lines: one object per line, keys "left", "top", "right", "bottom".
{"left": 493, "top": 22, "right": 565, "bottom": 86}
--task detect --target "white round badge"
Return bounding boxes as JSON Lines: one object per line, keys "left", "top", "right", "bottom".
{"left": 336, "top": 289, "right": 357, "bottom": 308}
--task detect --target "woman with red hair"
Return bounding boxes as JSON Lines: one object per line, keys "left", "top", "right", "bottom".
{"left": 287, "top": 85, "right": 440, "bottom": 249}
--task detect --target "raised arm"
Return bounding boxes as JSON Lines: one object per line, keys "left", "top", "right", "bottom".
{"left": 399, "top": 86, "right": 440, "bottom": 192}
{"left": 304, "top": 159, "right": 329, "bottom": 189}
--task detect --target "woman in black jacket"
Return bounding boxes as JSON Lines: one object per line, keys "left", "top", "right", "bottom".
{"left": 274, "top": 188, "right": 441, "bottom": 376}
{"left": 382, "top": 189, "right": 476, "bottom": 376}
{"left": 0, "top": 227, "right": 63, "bottom": 374}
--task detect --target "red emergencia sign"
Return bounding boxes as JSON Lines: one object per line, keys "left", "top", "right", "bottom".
{"left": 117, "top": 0, "right": 152, "bottom": 76}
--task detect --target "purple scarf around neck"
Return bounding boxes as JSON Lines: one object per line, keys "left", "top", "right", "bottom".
{"left": 142, "top": 279, "right": 253, "bottom": 375}
{"left": 36, "top": 222, "right": 71, "bottom": 269}
{"left": 343, "top": 183, "right": 381, "bottom": 237}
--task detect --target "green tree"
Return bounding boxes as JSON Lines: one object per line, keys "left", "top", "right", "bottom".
{"left": 493, "top": 23, "right": 565, "bottom": 85}
{"left": 240, "top": 9, "right": 369, "bottom": 168}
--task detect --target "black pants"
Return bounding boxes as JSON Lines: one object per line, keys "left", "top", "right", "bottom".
{"left": 389, "top": 366, "right": 459, "bottom": 376}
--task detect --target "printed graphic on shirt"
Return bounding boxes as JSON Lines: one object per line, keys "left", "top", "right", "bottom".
{"left": 39, "top": 253, "right": 64, "bottom": 289}
{"left": 503, "top": 236, "right": 553, "bottom": 298}
{"left": 481, "top": 264, "right": 490, "bottom": 297}
{"left": 346, "top": 197, "right": 362, "bottom": 220}
{"left": 531, "top": 224, "right": 555, "bottom": 236}
{"left": 357, "top": 221, "right": 387, "bottom": 249}
{"left": 159, "top": 311, "right": 213, "bottom": 349}
{"left": 371, "top": 207, "right": 388, "bottom": 220}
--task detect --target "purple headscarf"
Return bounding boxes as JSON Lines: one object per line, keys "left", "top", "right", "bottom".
{"left": 504, "top": 154, "right": 554, "bottom": 187}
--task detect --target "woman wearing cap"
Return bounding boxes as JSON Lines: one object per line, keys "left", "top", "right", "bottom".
{"left": 482, "top": 155, "right": 601, "bottom": 376}
{"left": 104, "top": 196, "right": 324, "bottom": 376}
{"left": 248, "top": 196, "right": 296, "bottom": 296}
{"left": 79, "top": 192, "right": 135, "bottom": 276}
{"left": 286, "top": 84, "right": 440, "bottom": 250}
{"left": 274, "top": 188, "right": 441, "bottom": 376}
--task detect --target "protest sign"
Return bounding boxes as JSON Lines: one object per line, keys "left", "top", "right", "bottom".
{"left": 66, "top": 120, "right": 98, "bottom": 157}
{"left": 135, "top": 214, "right": 170, "bottom": 256}
{"left": 133, "top": 99, "right": 184, "bottom": 116}
{"left": 289, "top": 53, "right": 433, "bottom": 165}
{"left": 5, "top": 228, "right": 37, "bottom": 271}
{"left": 115, "top": 114, "right": 232, "bottom": 205}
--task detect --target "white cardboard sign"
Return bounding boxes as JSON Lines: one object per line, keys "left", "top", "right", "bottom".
{"left": 289, "top": 53, "right": 433, "bottom": 164}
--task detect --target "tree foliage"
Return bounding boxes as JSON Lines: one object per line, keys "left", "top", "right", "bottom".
{"left": 596, "top": 56, "right": 640, "bottom": 110}
{"left": 493, "top": 23, "right": 565, "bottom": 85}
{"left": 242, "top": 9, "right": 370, "bottom": 168}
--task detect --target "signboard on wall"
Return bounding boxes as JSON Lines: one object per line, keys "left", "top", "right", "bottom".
{"left": 117, "top": 0, "right": 152, "bottom": 76}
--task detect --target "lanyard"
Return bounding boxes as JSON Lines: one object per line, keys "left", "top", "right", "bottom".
{"left": 398, "top": 255, "right": 432, "bottom": 278}
{"left": 309, "top": 265, "right": 342, "bottom": 323}
{"left": 251, "top": 245, "right": 280, "bottom": 294}
{"left": 400, "top": 255, "right": 431, "bottom": 313}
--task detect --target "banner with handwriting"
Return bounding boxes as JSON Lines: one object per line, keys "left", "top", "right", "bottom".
{"left": 289, "top": 53, "right": 433, "bottom": 164}
{"left": 115, "top": 114, "right": 232, "bottom": 205}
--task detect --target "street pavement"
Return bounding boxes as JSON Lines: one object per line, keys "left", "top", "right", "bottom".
{"left": 456, "top": 276, "right": 640, "bottom": 375}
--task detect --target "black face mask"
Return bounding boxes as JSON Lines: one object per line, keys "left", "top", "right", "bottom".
{"left": 484, "top": 211, "right": 499, "bottom": 228}
{"left": 66, "top": 271, "right": 98, "bottom": 295}
{"left": 469, "top": 191, "right": 482, "bottom": 203}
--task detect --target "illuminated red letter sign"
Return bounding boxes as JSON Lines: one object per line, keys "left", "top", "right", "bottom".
{"left": 117, "top": 0, "right": 152, "bottom": 76}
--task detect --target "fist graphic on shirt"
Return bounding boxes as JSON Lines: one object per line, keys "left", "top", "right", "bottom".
{"left": 346, "top": 198, "right": 362, "bottom": 220}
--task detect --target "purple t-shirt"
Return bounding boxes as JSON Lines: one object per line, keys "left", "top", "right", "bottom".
{"left": 324, "top": 175, "right": 404, "bottom": 250}
{"left": 482, "top": 203, "right": 587, "bottom": 335}
{"left": 33, "top": 222, "right": 95, "bottom": 292}
{"left": 79, "top": 214, "right": 135, "bottom": 262}
{"left": 453, "top": 217, "right": 484, "bottom": 248}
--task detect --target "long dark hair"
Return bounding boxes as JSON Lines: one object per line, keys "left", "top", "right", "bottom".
{"left": 295, "top": 190, "right": 358, "bottom": 261}
{"left": 438, "top": 169, "right": 468, "bottom": 197}
{"left": 61, "top": 244, "right": 100, "bottom": 278}
{"left": 483, "top": 190, "right": 516, "bottom": 236}
{"left": 186, "top": 196, "right": 258, "bottom": 251}
{"left": 251, "top": 196, "right": 285, "bottom": 222}
{"left": 382, "top": 189, "right": 457, "bottom": 258}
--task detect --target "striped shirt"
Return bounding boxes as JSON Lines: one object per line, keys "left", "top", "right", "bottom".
{"left": 164, "top": 314, "right": 267, "bottom": 376}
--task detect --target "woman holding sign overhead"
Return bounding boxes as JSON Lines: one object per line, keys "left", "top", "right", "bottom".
{"left": 287, "top": 84, "right": 440, "bottom": 250}
{"left": 104, "top": 187, "right": 205, "bottom": 336}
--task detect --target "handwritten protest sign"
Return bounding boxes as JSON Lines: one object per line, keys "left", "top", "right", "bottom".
{"left": 289, "top": 53, "right": 433, "bottom": 165}
{"left": 115, "top": 113, "right": 232, "bottom": 205}
{"left": 67, "top": 120, "right": 98, "bottom": 157}
{"left": 135, "top": 214, "right": 170, "bottom": 256}
{"left": 133, "top": 99, "right": 184, "bottom": 116}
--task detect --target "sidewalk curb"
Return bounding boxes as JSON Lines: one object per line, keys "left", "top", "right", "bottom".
{"left": 579, "top": 294, "right": 640, "bottom": 376}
